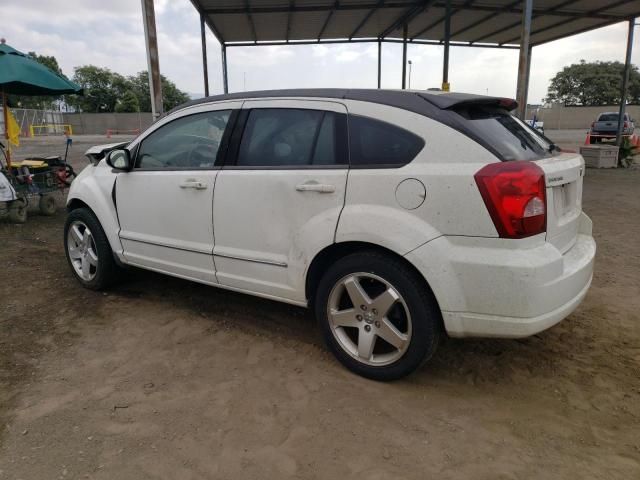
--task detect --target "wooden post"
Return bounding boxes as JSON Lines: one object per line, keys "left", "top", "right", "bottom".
{"left": 2, "top": 91, "right": 11, "bottom": 169}
{"left": 141, "top": 0, "right": 163, "bottom": 120}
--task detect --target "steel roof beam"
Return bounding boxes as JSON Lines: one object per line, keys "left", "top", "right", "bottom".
{"left": 189, "top": 0, "right": 225, "bottom": 44}
{"left": 286, "top": 1, "right": 294, "bottom": 42}
{"left": 410, "top": 0, "right": 475, "bottom": 40}
{"left": 533, "top": 13, "right": 640, "bottom": 46}
{"left": 378, "top": 1, "right": 434, "bottom": 39}
{"left": 449, "top": 0, "right": 520, "bottom": 38}
{"left": 245, "top": 1, "right": 258, "bottom": 43}
{"left": 501, "top": 0, "right": 635, "bottom": 44}
{"left": 470, "top": 0, "right": 590, "bottom": 44}
{"left": 437, "top": 2, "right": 624, "bottom": 20}
{"left": 205, "top": 3, "right": 422, "bottom": 14}
{"left": 350, "top": 0, "right": 384, "bottom": 40}
{"left": 317, "top": 1, "right": 339, "bottom": 40}
{"left": 224, "top": 38, "right": 519, "bottom": 49}
{"left": 202, "top": 1, "right": 629, "bottom": 21}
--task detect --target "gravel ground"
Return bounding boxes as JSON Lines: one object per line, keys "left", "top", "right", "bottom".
{"left": 0, "top": 133, "right": 639, "bottom": 479}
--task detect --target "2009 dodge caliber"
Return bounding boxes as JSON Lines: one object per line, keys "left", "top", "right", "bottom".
{"left": 65, "top": 89, "right": 596, "bottom": 380}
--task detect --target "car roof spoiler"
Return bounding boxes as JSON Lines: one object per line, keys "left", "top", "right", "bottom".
{"left": 418, "top": 92, "right": 518, "bottom": 111}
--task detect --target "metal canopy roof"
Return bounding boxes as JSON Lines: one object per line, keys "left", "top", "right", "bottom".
{"left": 192, "top": 1, "right": 639, "bottom": 48}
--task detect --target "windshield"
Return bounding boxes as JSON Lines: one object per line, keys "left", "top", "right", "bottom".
{"left": 452, "top": 105, "right": 555, "bottom": 161}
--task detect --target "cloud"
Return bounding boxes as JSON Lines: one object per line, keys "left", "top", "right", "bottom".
{"left": 312, "top": 45, "right": 330, "bottom": 58}
{"left": 336, "top": 49, "right": 361, "bottom": 62}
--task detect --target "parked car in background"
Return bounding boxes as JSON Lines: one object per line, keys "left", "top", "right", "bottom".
{"left": 64, "top": 89, "right": 596, "bottom": 380}
{"left": 525, "top": 119, "right": 544, "bottom": 135}
{"left": 590, "top": 112, "right": 635, "bottom": 142}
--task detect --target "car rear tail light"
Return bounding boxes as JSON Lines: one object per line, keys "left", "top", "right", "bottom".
{"left": 474, "top": 161, "right": 546, "bottom": 239}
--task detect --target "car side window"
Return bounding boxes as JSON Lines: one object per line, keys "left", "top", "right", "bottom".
{"left": 135, "top": 110, "right": 231, "bottom": 169}
{"left": 349, "top": 115, "right": 425, "bottom": 167}
{"left": 236, "top": 108, "right": 345, "bottom": 167}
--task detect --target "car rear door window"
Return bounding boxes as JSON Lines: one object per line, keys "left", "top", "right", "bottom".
{"left": 348, "top": 115, "right": 425, "bottom": 167}
{"left": 135, "top": 110, "right": 231, "bottom": 169}
{"left": 236, "top": 109, "right": 346, "bottom": 167}
{"left": 452, "top": 105, "right": 554, "bottom": 161}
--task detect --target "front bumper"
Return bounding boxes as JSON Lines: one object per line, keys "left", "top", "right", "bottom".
{"left": 406, "top": 213, "right": 596, "bottom": 338}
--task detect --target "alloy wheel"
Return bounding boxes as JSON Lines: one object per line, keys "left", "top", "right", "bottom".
{"left": 327, "top": 272, "right": 412, "bottom": 366}
{"left": 67, "top": 220, "right": 98, "bottom": 281}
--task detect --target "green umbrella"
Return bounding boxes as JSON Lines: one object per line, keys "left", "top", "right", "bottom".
{"left": 1, "top": 39, "right": 82, "bottom": 167}
{"left": 0, "top": 41, "right": 82, "bottom": 95}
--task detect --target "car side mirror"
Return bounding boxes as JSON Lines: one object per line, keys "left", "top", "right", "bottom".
{"left": 106, "top": 149, "right": 131, "bottom": 171}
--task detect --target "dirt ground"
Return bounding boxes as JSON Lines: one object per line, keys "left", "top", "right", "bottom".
{"left": 1, "top": 134, "right": 639, "bottom": 479}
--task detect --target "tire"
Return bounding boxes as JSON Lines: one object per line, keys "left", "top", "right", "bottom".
{"left": 39, "top": 194, "right": 56, "bottom": 216}
{"left": 64, "top": 207, "right": 121, "bottom": 290}
{"left": 8, "top": 199, "right": 28, "bottom": 224}
{"left": 315, "top": 251, "right": 441, "bottom": 381}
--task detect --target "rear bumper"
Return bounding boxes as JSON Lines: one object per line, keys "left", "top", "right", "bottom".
{"left": 406, "top": 213, "right": 596, "bottom": 338}
{"left": 442, "top": 273, "right": 592, "bottom": 338}
{"left": 590, "top": 131, "right": 633, "bottom": 137}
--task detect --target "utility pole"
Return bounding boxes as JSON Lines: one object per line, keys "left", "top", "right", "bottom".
{"left": 141, "top": 0, "right": 163, "bottom": 120}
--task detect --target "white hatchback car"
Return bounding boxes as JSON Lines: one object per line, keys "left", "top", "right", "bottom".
{"left": 65, "top": 89, "right": 595, "bottom": 380}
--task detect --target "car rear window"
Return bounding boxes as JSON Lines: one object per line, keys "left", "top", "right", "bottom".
{"left": 598, "top": 114, "right": 619, "bottom": 122}
{"left": 598, "top": 113, "right": 629, "bottom": 122}
{"left": 349, "top": 115, "right": 425, "bottom": 167}
{"left": 452, "top": 105, "right": 554, "bottom": 161}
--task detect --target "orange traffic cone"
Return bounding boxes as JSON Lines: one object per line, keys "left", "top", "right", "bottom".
{"left": 584, "top": 131, "right": 591, "bottom": 145}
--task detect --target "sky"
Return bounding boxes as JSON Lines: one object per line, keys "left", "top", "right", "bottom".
{"left": 2, "top": 0, "right": 639, "bottom": 105}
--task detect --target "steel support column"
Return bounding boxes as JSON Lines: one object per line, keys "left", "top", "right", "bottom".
{"left": 377, "top": 39, "right": 382, "bottom": 88}
{"left": 141, "top": 0, "right": 163, "bottom": 120}
{"left": 221, "top": 44, "right": 229, "bottom": 94}
{"left": 616, "top": 19, "right": 635, "bottom": 146}
{"left": 442, "top": 0, "right": 451, "bottom": 91}
{"left": 515, "top": 0, "right": 532, "bottom": 119}
{"left": 200, "top": 14, "right": 210, "bottom": 97}
{"left": 401, "top": 24, "right": 408, "bottom": 89}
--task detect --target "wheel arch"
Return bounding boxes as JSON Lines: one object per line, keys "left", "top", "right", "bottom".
{"left": 66, "top": 189, "right": 123, "bottom": 257}
{"left": 305, "top": 241, "right": 443, "bottom": 322}
{"left": 67, "top": 198, "right": 92, "bottom": 213}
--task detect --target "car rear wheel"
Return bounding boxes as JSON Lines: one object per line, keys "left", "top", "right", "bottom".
{"left": 64, "top": 208, "right": 121, "bottom": 290}
{"left": 315, "top": 251, "right": 441, "bottom": 381}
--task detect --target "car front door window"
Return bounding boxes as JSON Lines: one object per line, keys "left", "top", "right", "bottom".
{"left": 136, "top": 110, "right": 231, "bottom": 169}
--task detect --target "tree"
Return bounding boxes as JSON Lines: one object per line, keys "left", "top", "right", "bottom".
{"left": 115, "top": 90, "right": 140, "bottom": 112}
{"left": 545, "top": 60, "right": 640, "bottom": 106}
{"left": 127, "top": 71, "right": 191, "bottom": 112}
{"left": 69, "top": 65, "right": 128, "bottom": 113}
{"left": 10, "top": 52, "right": 65, "bottom": 110}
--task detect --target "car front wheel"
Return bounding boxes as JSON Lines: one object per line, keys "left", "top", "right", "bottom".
{"left": 64, "top": 208, "right": 121, "bottom": 290}
{"left": 315, "top": 251, "right": 441, "bottom": 381}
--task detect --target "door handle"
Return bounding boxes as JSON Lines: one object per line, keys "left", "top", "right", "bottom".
{"left": 295, "top": 182, "right": 335, "bottom": 193}
{"left": 179, "top": 180, "right": 207, "bottom": 190}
